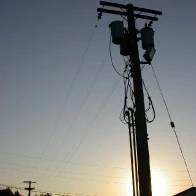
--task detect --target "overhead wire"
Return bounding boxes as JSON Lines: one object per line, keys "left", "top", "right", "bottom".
{"left": 0, "top": 151, "right": 128, "bottom": 170}
{"left": 40, "top": 20, "right": 100, "bottom": 158}
{"left": 140, "top": 59, "right": 156, "bottom": 122}
{"left": 142, "top": 79, "right": 156, "bottom": 123}
{"left": 46, "top": 76, "right": 121, "bottom": 190}
{"left": 39, "top": 12, "right": 110, "bottom": 176}
{"left": 109, "top": 35, "right": 127, "bottom": 79}
{"left": 2, "top": 157, "right": 196, "bottom": 175}
{"left": 117, "top": 32, "right": 155, "bottom": 195}
{"left": 0, "top": 183, "right": 98, "bottom": 196}
{"left": 33, "top": 19, "right": 101, "bottom": 181}
{"left": 41, "top": 47, "right": 109, "bottom": 175}
{"left": 1, "top": 18, "right": 103, "bottom": 185}
{"left": 40, "top": 35, "right": 121, "bottom": 187}
{"left": 43, "top": 32, "right": 126, "bottom": 189}
{"left": 119, "top": 57, "right": 135, "bottom": 125}
{"left": 118, "top": 54, "right": 140, "bottom": 196}
{"left": 34, "top": 35, "right": 121, "bottom": 184}
{"left": 120, "top": 8, "right": 128, "bottom": 22}
{"left": 0, "top": 166, "right": 126, "bottom": 183}
{"left": 0, "top": 154, "right": 196, "bottom": 186}
{"left": 150, "top": 63, "right": 194, "bottom": 187}
{"left": 46, "top": 17, "right": 110, "bottom": 163}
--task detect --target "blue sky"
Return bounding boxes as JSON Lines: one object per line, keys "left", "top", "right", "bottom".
{"left": 0, "top": 1, "right": 196, "bottom": 196}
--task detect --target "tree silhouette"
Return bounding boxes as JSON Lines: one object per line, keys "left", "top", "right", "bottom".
{"left": 0, "top": 188, "right": 22, "bottom": 196}
{"left": 14, "top": 191, "right": 21, "bottom": 196}
{"left": 0, "top": 188, "right": 13, "bottom": 196}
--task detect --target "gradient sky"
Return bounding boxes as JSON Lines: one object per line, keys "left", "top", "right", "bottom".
{"left": 0, "top": 0, "right": 196, "bottom": 196}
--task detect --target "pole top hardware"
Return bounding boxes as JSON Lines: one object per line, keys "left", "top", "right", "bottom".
{"left": 98, "top": 1, "right": 162, "bottom": 21}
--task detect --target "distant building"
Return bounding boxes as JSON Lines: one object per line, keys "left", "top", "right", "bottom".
{"left": 174, "top": 187, "right": 196, "bottom": 196}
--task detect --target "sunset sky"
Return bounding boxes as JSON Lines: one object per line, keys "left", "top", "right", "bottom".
{"left": 0, "top": 1, "right": 196, "bottom": 196}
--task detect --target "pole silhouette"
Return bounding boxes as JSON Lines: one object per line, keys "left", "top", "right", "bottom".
{"left": 23, "top": 181, "right": 36, "bottom": 196}
{"left": 97, "top": 2, "right": 162, "bottom": 196}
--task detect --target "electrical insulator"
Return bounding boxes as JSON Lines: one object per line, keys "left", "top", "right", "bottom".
{"left": 120, "top": 35, "right": 130, "bottom": 56}
{"left": 109, "top": 21, "right": 124, "bottom": 45}
{"left": 140, "top": 26, "right": 154, "bottom": 50}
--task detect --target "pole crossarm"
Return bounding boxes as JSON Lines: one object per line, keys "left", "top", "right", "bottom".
{"left": 134, "top": 6, "right": 162, "bottom": 15}
{"left": 97, "top": 8, "right": 159, "bottom": 21}
{"left": 98, "top": 1, "right": 162, "bottom": 21}
{"left": 23, "top": 181, "right": 36, "bottom": 184}
{"left": 25, "top": 188, "right": 34, "bottom": 191}
{"left": 97, "top": 8, "right": 126, "bottom": 16}
{"left": 100, "top": 1, "right": 126, "bottom": 9}
{"left": 134, "top": 14, "right": 158, "bottom": 21}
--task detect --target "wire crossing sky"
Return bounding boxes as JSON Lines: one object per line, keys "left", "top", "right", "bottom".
{"left": 1, "top": 1, "right": 196, "bottom": 196}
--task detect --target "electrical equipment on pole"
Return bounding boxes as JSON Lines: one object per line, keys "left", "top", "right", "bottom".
{"left": 109, "top": 20, "right": 125, "bottom": 45}
{"left": 141, "top": 25, "right": 156, "bottom": 63}
{"left": 141, "top": 25, "right": 155, "bottom": 50}
{"left": 120, "top": 31, "right": 130, "bottom": 56}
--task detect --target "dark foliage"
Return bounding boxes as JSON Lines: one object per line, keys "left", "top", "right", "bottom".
{"left": 0, "top": 188, "right": 22, "bottom": 196}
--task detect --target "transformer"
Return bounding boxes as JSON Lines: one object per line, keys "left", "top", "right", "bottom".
{"left": 140, "top": 26, "right": 154, "bottom": 50}
{"left": 120, "top": 35, "right": 130, "bottom": 56}
{"left": 110, "top": 21, "right": 124, "bottom": 45}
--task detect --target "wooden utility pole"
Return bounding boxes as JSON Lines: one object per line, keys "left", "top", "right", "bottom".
{"left": 23, "top": 181, "right": 36, "bottom": 196}
{"left": 97, "top": 2, "right": 162, "bottom": 196}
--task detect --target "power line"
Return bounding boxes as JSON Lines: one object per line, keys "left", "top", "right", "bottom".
{"left": 2, "top": 151, "right": 196, "bottom": 176}
{"left": 109, "top": 35, "right": 126, "bottom": 79}
{"left": 2, "top": 150, "right": 196, "bottom": 180}
{"left": 63, "top": 76, "right": 121, "bottom": 161}
{"left": 39, "top": 18, "right": 110, "bottom": 179}
{"left": 142, "top": 79, "right": 156, "bottom": 123}
{"left": 150, "top": 65, "right": 172, "bottom": 121}
{"left": 42, "top": 50, "right": 109, "bottom": 172}
{"left": 0, "top": 151, "right": 128, "bottom": 170}
{"left": 0, "top": 163, "right": 128, "bottom": 181}
{"left": 34, "top": 19, "right": 100, "bottom": 181}
{"left": 46, "top": 76, "right": 121, "bottom": 189}
{"left": 150, "top": 63, "right": 194, "bottom": 187}
{"left": 0, "top": 183, "right": 97, "bottom": 196}
{"left": 0, "top": 168, "right": 128, "bottom": 185}
{"left": 41, "top": 20, "right": 100, "bottom": 158}
{"left": 2, "top": 160, "right": 196, "bottom": 175}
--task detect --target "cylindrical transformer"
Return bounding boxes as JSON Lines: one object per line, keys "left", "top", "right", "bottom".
{"left": 120, "top": 36, "right": 130, "bottom": 56}
{"left": 140, "top": 26, "right": 154, "bottom": 50}
{"left": 110, "top": 21, "right": 124, "bottom": 45}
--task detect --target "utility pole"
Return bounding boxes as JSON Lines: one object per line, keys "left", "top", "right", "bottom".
{"left": 23, "top": 181, "right": 36, "bottom": 196}
{"left": 127, "top": 4, "right": 152, "bottom": 196}
{"left": 97, "top": 2, "right": 162, "bottom": 196}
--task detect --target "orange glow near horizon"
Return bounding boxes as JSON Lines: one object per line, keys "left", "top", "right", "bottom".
{"left": 151, "top": 171, "right": 167, "bottom": 196}
{"left": 125, "top": 171, "right": 167, "bottom": 196}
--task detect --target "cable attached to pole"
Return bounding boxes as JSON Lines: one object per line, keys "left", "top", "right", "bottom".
{"left": 150, "top": 64, "right": 194, "bottom": 187}
{"left": 126, "top": 110, "right": 136, "bottom": 196}
{"left": 142, "top": 79, "right": 156, "bottom": 123}
{"left": 109, "top": 35, "right": 127, "bottom": 79}
{"left": 130, "top": 108, "right": 139, "bottom": 196}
